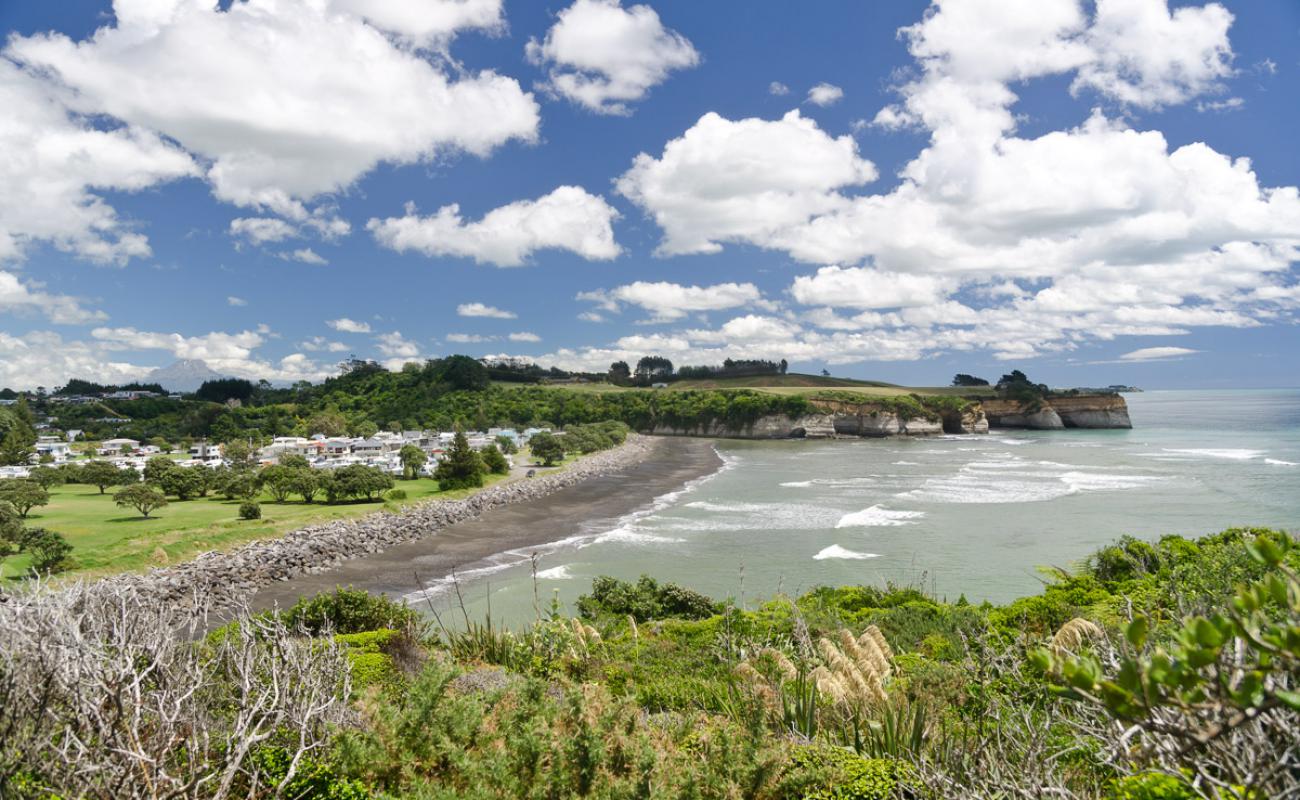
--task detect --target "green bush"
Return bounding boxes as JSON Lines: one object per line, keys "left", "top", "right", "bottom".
{"left": 385, "top": 488, "right": 407, "bottom": 501}
{"left": 576, "top": 575, "right": 721, "bottom": 622}
{"left": 1107, "top": 773, "right": 1196, "bottom": 799}
{"left": 249, "top": 747, "right": 371, "bottom": 800}
{"left": 238, "top": 501, "right": 261, "bottom": 520}
{"left": 789, "top": 746, "right": 912, "bottom": 800}
{"left": 282, "top": 587, "right": 420, "bottom": 635}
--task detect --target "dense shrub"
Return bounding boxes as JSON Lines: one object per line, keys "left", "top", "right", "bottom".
{"left": 282, "top": 587, "right": 420, "bottom": 636}
{"left": 576, "top": 575, "right": 722, "bottom": 622}
{"left": 238, "top": 501, "right": 261, "bottom": 520}
{"left": 790, "top": 746, "right": 912, "bottom": 800}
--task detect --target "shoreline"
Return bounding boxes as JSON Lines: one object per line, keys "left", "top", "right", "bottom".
{"left": 249, "top": 437, "right": 724, "bottom": 613}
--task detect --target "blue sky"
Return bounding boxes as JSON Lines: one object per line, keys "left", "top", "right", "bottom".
{"left": 1, "top": 0, "right": 1297, "bottom": 390}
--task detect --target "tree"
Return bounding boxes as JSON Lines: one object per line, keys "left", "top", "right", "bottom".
{"left": 779, "top": 359, "right": 788, "bottom": 375}
{"left": 280, "top": 454, "right": 311, "bottom": 470}
{"left": 143, "top": 455, "right": 179, "bottom": 485}
{"left": 289, "top": 469, "right": 320, "bottom": 504}
{"left": 323, "top": 465, "right": 393, "bottom": 503}
{"left": 0, "top": 426, "right": 34, "bottom": 466}
{"left": 0, "top": 480, "right": 50, "bottom": 518}
{"left": 213, "top": 468, "right": 259, "bottom": 501}
{"left": 194, "top": 378, "right": 256, "bottom": 404}
{"left": 0, "top": 500, "right": 23, "bottom": 563}
{"left": 158, "top": 467, "right": 208, "bottom": 501}
{"left": 222, "top": 440, "right": 258, "bottom": 471}
{"left": 432, "top": 431, "right": 484, "bottom": 490}
{"left": 633, "top": 356, "right": 674, "bottom": 384}
{"left": 952, "top": 373, "right": 990, "bottom": 387}
{"left": 259, "top": 465, "right": 297, "bottom": 503}
{"left": 608, "top": 361, "right": 631, "bottom": 385}
{"left": 480, "top": 444, "right": 509, "bottom": 475}
{"left": 20, "top": 528, "right": 72, "bottom": 574}
{"left": 82, "top": 461, "right": 134, "bottom": 494}
{"left": 306, "top": 409, "right": 348, "bottom": 437}
{"left": 528, "top": 431, "right": 565, "bottom": 467}
{"left": 494, "top": 435, "right": 518, "bottom": 455}
{"left": 114, "top": 484, "right": 168, "bottom": 518}
{"left": 28, "top": 465, "right": 67, "bottom": 490}
{"left": 433, "top": 355, "right": 490, "bottom": 392}
{"left": 398, "top": 444, "right": 427, "bottom": 480}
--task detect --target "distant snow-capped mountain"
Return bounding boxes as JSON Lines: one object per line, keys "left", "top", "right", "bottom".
{"left": 146, "top": 360, "right": 231, "bottom": 393}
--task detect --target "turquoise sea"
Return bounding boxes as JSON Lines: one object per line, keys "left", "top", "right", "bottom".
{"left": 418, "top": 390, "right": 1300, "bottom": 624}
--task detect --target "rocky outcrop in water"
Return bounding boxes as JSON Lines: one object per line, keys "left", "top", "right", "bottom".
{"left": 982, "top": 395, "right": 1131, "bottom": 430}
{"left": 76, "top": 436, "right": 662, "bottom": 611}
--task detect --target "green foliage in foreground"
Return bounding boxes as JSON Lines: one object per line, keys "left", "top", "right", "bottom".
{"left": 7, "top": 526, "right": 1298, "bottom": 799}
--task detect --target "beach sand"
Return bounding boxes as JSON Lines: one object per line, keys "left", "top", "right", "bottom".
{"left": 249, "top": 437, "right": 722, "bottom": 612}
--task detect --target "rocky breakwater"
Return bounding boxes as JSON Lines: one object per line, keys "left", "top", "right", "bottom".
{"left": 87, "top": 436, "right": 661, "bottom": 611}
{"left": 981, "top": 394, "right": 1131, "bottom": 430}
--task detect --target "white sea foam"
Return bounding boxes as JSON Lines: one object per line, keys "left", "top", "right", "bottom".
{"left": 778, "top": 476, "right": 876, "bottom": 489}
{"left": 535, "top": 565, "right": 573, "bottom": 580}
{"left": 836, "top": 505, "right": 925, "bottom": 528}
{"left": 901, "top": 468, "right": 1161, "bottom": 504}
{"left": 591, "top": 527, "right": 684, "bottom": 546}
{"left": 814, "top": 545, "right": 881, "bottom": 560}
{"left": 893, "top": 460, "right": 921, "bottom": 466}
{"left": 1162, "top": 448, "right": 1265, "bottom": 460}
{"left": 1265, "top": 458, "right": 1298, "bottom": 467}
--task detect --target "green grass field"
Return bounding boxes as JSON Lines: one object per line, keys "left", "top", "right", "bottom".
{"left": 2, "top": 475, "right": 510, "bottom": 581}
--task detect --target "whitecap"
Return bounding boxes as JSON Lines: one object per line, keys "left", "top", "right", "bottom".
{"left": 1265, "top": 458, "right": 1298, "bottom": 467}
{"left": 892, "top": 460, "right": 921, "bottom": 466}
{"left": 1162, "top": 448, "right": 1264, "bottom": 461}
{"left": 780, "top": 480, "right": 814, "bottom": 488}
{"left": 814, "top": 545, "right": 881, "bottom": 561}
{"left": 591, "top": 527, "right": 684, "bottom": 546}
{"left": 535, "top": 565, "right": 573, "bottom": 580}
{"left": 836, "top": 505, "right": 925, "bottom": 528}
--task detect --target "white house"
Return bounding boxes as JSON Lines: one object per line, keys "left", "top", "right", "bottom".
{"left": 98, "top": 438, "right": 140, "bottom": 456}
{"left": 35, "top": 436, "right": 72, "bottom": 462}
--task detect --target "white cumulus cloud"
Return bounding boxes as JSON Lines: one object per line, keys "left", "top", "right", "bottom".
{"left": 581, "top": 281, "right": 769, "bottom": 322}
{"left": 616, "top": 110, "right": 877, "bottom": 256}
{"left": 457, "top": 302, "right": 517, "bottom": 319}
{"left": 526, "top": 0, "right": 699, "bottom": 115}
{"left": 6, "top": 0, "right": 539, "bottom": 219}
{"left": 806, "top": 82, "right": 843, "bottom": 106}
{"left": 0, "top": 60, "right": 196, "bottom": 265}
{"left": 327, "top": 318, "right": 371, "bottom": 334}
{"left": 368, "top": 185, "right": 621, "bottom": 267}
{"left": 0, "top": 270, "right": 107, "bottom": 324}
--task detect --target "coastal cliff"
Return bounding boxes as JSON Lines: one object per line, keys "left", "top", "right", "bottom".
{"left": 646, "top": 393, "right": 1128, "bottom": 439}
{"left": 981, "top": 394, "right": 1132, "bottom": 430}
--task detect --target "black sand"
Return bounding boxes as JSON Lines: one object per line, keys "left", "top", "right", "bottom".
{"left": 249, "top": 437, "right": 722, "bottom": 612}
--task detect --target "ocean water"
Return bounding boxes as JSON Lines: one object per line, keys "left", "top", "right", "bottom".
{"left": 416, "top": 390, "right": 1300, "bottom": 624}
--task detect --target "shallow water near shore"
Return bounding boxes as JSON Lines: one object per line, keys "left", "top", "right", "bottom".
{"left": 428, "top": 389, "right": 1300, "bottom": 625}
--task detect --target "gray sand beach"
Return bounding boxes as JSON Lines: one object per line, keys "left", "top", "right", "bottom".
{"left": 249, "top": 437, "right": 722, "bottom": 612}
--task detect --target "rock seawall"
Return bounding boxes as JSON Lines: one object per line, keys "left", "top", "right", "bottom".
{"left": 80, "top": 436, "right": 661, "bottom": 611}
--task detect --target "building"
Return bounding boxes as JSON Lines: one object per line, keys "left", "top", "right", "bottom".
{"left": 35, "top": 436, "right": 73, "bottom": 462}
{"left": 97, "top": 438, "right": 140, "bottom": 456}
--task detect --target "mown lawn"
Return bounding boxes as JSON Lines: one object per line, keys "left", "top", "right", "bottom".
{"left": 3, "top": 474, "right": 510, "bottom": 581}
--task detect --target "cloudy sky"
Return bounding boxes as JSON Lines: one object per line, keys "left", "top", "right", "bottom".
{"left": 1, "top": 0, "right": 1298, "bottom": 390}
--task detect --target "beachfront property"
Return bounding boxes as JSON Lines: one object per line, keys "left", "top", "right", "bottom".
{"left": 254, "top": 428, "right": 535, "bottom": 475}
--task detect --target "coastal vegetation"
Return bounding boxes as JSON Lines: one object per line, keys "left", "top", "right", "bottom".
{"left": 2, "top": 526, "right": 1296, "bottom": 798}
{"left": 2, "top": 355, "right": 1006, "bottom": 449}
